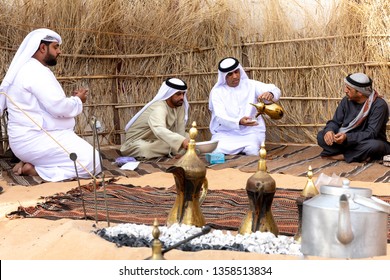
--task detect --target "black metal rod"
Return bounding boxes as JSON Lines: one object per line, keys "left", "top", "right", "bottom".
{"left": 92, "top": 118, "right": 98, "bottom": 224}
{"left": 161, "top": 225, "right": 211, "bottom": 255}
{"left": 70, "top": 153, "right": 87, "bottom": 220}
{"left": 92, "top": 117, "right": 111, "bottom": 227}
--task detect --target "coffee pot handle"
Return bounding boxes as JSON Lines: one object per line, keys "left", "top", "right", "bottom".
{"left": 199, "top": 177, "right": 208, "bottom": 205}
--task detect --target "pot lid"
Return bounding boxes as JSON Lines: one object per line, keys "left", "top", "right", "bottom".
{"left": 320, "top": 180, "right": 372, "bottom": 198}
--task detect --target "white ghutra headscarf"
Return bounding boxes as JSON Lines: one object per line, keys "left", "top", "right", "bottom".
{"left": 0, "top": 28, "right": 62, "bottom": 114}
{"left": 124, "top": 78, "right": 189, "bottom": 131}
{"left": 211, "top": 57, "right": 248, "bottom": 89}
{"left": 208, "top": 57, "right": 249, "bottom": 113}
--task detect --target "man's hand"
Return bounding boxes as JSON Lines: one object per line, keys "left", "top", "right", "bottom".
{"left": 324, "top": 131, "right": 346, "bottom": 145}
{"left": 333, "top": 132, "right": 346, "bottom": 144}
{"left": 324, "top": 131, "right": 335, "bottom": 145}
{"left": 73, "top": 88, "right": 89, "bottom": 103}
{"left": 182, "top": 138, "right": 189, "bottom": 149}
{"left": 239, "top": 116, "right": 258, "bottom": 126}
{"left": 258, "top": 92, "right": 274, "bottom": 102}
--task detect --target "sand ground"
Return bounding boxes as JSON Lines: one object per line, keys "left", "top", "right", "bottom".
{"left": 1, "top": 168, "right": 390, "bottom": 261}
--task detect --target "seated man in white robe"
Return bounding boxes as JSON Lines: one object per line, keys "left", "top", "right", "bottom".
{"left": 208, "top": 57, "right": 282, "bottom": 155}
{"left": 0, "top": 28, "right": 101, "bottom": 182}
{"left": 120, "top": 78, "right": 190, "bottom": 159}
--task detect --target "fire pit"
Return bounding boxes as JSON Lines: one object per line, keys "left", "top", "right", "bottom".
{"left": 96, "top": 223, "right": 302, "bottom": 256}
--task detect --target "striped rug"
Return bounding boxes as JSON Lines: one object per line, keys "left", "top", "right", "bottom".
{"left": 6, "top": 181, "right": 390, "bottom": 242}
{"left": 1, "top": 143, "right": 389, "bottom": 186}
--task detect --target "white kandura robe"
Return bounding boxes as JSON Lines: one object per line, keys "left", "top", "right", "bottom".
{"left": 209, "top": 79, "right": 281, "bottom": 155}
{"left": 6, "top": 58, "right": 101, "bottom": 182}
{"left": 120, "top": 100, "right": 186, "bottom": 159}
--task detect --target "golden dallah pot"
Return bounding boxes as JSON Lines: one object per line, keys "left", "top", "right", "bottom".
{"left": 166, "top": 122, "right": 207, "bottom": 227}
{"left": 250, "top": 99, "right": 284, "bottom": 120}
{"left": 238, "top": 143, "right": 279, "bottom": 235}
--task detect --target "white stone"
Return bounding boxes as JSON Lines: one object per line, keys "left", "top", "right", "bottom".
{"left": 101, "top": 223, "right": 303, "bottom": 256}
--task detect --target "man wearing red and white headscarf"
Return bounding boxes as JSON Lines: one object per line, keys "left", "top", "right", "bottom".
{"left": 120, "top": 77, "right": 190, "bottom": 159}
{"left": 208, "top": 57, "right": 281, "bottom": 155}
{"left": 317, "top": 72, "right": 390, "bottom": 162}
{"left": 0, "top": 28, "right": 101, "bottom": 181}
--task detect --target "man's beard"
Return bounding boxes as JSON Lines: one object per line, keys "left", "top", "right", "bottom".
{"left": 44, "top": 53, "right": 58, "bottom": 66}
{"left": 174, "top": 101, "right": 183, "bottom": 107}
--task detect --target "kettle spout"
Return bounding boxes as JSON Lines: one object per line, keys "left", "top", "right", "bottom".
{"left": 337, "top": 194, "right": 354, "bottom": 245}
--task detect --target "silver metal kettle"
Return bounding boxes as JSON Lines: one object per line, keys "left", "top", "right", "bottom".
{"left": 301, "top": 179, "right": 390, "bottom": 258}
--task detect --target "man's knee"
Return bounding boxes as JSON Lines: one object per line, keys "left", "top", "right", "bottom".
{"left": 366, "top": 140, "right": 389, "bottom": 156}
{"left": 243, "top": 145, "right": 260, "bottom": 156}
{"left": 317, "top": 130, "right": 326, "bottom": 147}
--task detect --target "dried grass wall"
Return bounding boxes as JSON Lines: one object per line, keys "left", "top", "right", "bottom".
{"left": 0, "top": 0, "right": 389, "bottom": 147}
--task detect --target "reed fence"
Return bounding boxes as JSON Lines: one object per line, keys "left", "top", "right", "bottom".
{"left": 0, "top": 0, "right": 388, "bottom": 152}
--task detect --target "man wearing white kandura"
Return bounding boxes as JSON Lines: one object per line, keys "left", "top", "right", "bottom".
{"left": 208, "top": 57, "right": 282, "bottom": 155}
{"left": 0, "top": 28, "right": 101, "bottom": 182}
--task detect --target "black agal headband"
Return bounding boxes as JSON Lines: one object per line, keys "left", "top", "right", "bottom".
{"left": 165, "top": 78, "right": 187, "bottom": 91}
{"left": 345, "top": 74, "right": 372, "bottom": 88}
{"left": 218, "top": 57, "right": 239, "bottom": 73}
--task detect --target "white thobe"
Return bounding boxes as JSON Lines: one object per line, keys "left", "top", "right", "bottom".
{"left": 209, "top": 79, "right": 281, "bottom": 155}
{"left": 6, "top": 58, "right": 101, "bottom": 181}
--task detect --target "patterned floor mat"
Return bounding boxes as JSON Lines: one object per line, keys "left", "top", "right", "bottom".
{"left": 1, "top": 143, "right": 389, "bottom": 186}
{"left": 6, "top": 181, "right": 390, "bottom": 241}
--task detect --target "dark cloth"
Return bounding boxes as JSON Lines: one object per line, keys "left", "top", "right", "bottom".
{"left": 317, "top": 96, "right": 390, "bottom": 162}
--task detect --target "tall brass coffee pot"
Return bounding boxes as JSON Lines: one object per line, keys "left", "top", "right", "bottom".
{"left": 250, "top": 99, "right": 284, "bottom": 120}
{"left": 238, "top": 143, "right": 279, "bottom": 235}
{"left": 166, "top": 121, "right": 207, "bottom": 227}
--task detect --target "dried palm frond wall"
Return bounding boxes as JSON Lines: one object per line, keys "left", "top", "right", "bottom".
{"left": 0, "top": 0, "right": 388, "bottom": 147}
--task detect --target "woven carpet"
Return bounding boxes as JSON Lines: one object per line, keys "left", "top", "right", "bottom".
{"left": 1, "top": 143, "right": 390, "bottom": 186}
{"left": 6, "top": 181, "right": 390, "bottom": 241}
{"left": 103, "top": 143, "right": 390, "bottom": 183}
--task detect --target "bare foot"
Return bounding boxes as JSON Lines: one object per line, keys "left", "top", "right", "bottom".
{"left": 321, "top": 154, "right": 345, "bottom": 161}
{"left": 21, "top": 163, "right": 39, "bottom": 176}
{"left": 12, "top": 161, "right": 25, "bottom": 175}
{"left": 12, "top": 162, "right": 38, "bottom": 176}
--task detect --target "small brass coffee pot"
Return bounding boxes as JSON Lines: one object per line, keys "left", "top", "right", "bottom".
{"left": 250, "top": 99, "right": 284, "bottom": 120}
{"left": 294, "top": 166, "right": 319, "bottom": 243}
{"left": 166, "top": 121, "right": 207, "bottom": 227}
{"left": 238, "top": 143, "right": 279, "bottom": 235}
{"left": 145, "top": 218, "right": 165, "bottom": 260}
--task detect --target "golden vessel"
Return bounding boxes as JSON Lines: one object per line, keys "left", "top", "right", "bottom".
{"left": 145, "top": 218, "right": 165, "bottom": 260}
{"left": 238, "top": 143, "right": 279, "bottom": 235}
{"left": 294, "top": 166, "right": 319, "bottom": 242}
{"left": 250, "top": 99, "right": 284, "bottom": 120}
{"left": 301, "top": 165, "right": 319, "bottom": 198}
{"left": 166, "top": 121, "right": 207, "bottom": 227}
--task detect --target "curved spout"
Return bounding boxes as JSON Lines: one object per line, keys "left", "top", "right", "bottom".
{"left": 250, "top": 102, "right": 265, "bottom": 118}
{"left": 337, "top": 194, "right": 354, "bottom": 245}
{"left": 250, "top": 100, "right": 284, "bottom": 120}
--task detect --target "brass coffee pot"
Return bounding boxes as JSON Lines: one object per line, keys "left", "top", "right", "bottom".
{"left": 166, "top": 121, "right": 208, "bottom": 227}
{"left": 145, "top": 218, "right": 165, "bottom": 260}
{"left": 250, "top": 99, "right": 284, "bottom": 120}
{"left": 294, "top": 166, "right": 319, "bottom": 243}
{"left": 238, "top": 143, "right": 279, "bottom": 235}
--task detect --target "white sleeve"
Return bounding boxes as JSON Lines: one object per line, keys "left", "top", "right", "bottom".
{"left": 209, "top": 90, "right": 240, "bottom": 132}
{"left": 252, "top": 80, "right": 281, "bottom": 102}
{"left": 24, "top": 67, "right": 83, "bottom": 118}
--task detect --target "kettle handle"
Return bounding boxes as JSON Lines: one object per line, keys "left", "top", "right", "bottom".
{"left": 353, "top": 194, "right": 390, "bottom": 214}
